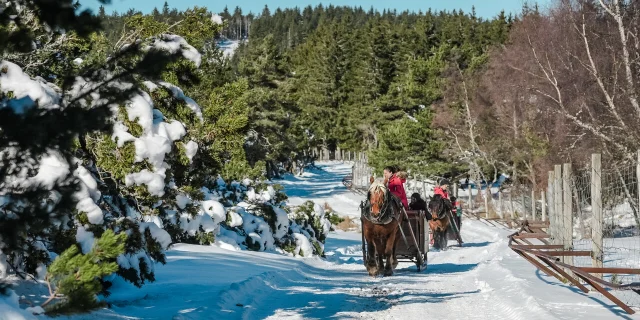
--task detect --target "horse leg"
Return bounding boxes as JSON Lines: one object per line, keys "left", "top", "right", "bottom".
{"left": 383, "top": 231, "right": 397, "bottom": 276}
{"left": 392, "top": 234, "right": 399, "bottom": 269}
{"left": 374, "top": 238, "right": 385, "bottom": 276}
{"left": 441, "top": 229, "right": 448, "bottom": 251}
{"left": 366, "top": 241, "right": 377, "bottom": 276}
{"left": 440, "top": 225, "right": 448, "bottom": 251}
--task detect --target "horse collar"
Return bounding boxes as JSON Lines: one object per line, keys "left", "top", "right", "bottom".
{"left": 361, "top": 191, "right": 396, "bottom": 225}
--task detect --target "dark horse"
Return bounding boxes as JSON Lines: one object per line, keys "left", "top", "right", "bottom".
{"left": 361, "top": 177, "right": 401, "bottom": 277}
{"left": 428, "top": 194, "right": 450, "bottom": 250}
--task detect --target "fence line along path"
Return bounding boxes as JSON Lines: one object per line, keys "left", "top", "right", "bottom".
{"left": 344, "top": 152, "right": 640, "bottom": 314}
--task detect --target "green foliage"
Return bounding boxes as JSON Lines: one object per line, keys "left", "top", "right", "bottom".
{"left": 45, "top": 230, "right": 126, "bottom": 314}
{"left": 112, "top": 219, "right": 166, "bottom": 287}
{"left": 291, "top": 201, "right": 327, "bottom": 255}
{"left": 125, "top": 14, "right": 170, "bottom": 39}
{"left": 368, "top": 108, "right": 456, "bottom": 176}
{"left": 174, "top": 7, "right": 221, "bottom": 50}
{"left": 229, "top": 6, "right": 511, "bottom": 175}
{"left": 328, "top": 212, "right": 344, "bottom": 226}
{"left": 195, "top": 227, "right": 216, "bottom": 245}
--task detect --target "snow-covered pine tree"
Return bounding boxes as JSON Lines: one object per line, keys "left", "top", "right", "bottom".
{"left": 0, "top": 0, "right": 203, "bottom": 298}
{"left": 1, "top": 4, "right": 336, "bottom": 316}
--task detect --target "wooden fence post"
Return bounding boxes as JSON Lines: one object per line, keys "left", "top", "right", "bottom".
{"left": 563, "top": 163, "right": 573, "bottom": 265}
{"left": 468, "top": 185, "right": 473, "bottom": 211}
{"left": 531, "top": 189, "right": 536, "bottom": 221}
{"left": 547, "top": 171, "right": 554, "bottom": 233}
{"left": 485, "top": 188, "right": 490, "bottom": 219}
{"left": 498, "top": 191, "right": 504, "bottom": 219}
{"left": 356, "top": 162, "right": 359, "bottom": 188}
{"left": 422, "top": 180, "right": 427, "bottom": 201}
{"left": 521, "top": 192, "right": 526, "bottom": 220}
{"left": 554, "top": 165, "right": 563, "bottom": 245}
{"left": 509, "top": 192, "right": 514, "bottom": 219}
{"left": 591, "top": 153, "right": 603, "bottom": 279}
{"left": 541, "top": 190, "right": 546, "bottom": 222}
{"left": 360, "top": 162, "right": 364, "bottom": 188}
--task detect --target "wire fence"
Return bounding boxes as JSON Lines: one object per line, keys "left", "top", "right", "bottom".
{"left": 598, "top": 164, "right": 640, "bottom": 307}
{"left": 570, "top": 168, "right": 592, "bottom": 271}
{"left": 545, "top": 159, "right": 640, "bottom": 307}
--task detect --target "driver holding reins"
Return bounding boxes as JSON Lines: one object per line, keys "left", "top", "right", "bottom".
{"left": 383, "top": 166, "right": 409, "bottom": 210}
{"left": 434, "top": 178, "right": 454, "bottom": 213}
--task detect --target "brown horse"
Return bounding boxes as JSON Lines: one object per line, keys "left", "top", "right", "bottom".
{"left": 362, "top": 177, "right": 401, "bottom": 277}
{"left": 428, "top": 194, "right": 450, "bottom": 250}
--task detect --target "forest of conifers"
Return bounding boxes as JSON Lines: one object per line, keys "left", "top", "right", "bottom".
{"left": 100, "top": 2, "right": 514, "bottom": 181}
{"left": 209, "top": 0, "right": 640, "bottom": 190}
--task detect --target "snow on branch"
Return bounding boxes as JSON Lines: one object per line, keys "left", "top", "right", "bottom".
{"left": 147, "top": 34, "right": 202, "bottom": 67}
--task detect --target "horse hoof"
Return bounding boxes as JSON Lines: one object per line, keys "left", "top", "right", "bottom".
{"left": 383, "top": 269, "right": 393, "bottom": 277}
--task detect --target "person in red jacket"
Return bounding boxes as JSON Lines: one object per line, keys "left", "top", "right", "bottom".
{"left": 384, "top": 166, "right": 408, "bottom": 210}
{"left": 434, "top": 178, "right": 451, "bottom": 200}
{"left": 431, "top": 178, "right": 454, "bottom": 246}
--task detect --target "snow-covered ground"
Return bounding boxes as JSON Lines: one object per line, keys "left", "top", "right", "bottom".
{"left": 8, "top": 161, "right": 638, "bottom": 319}
{"left": 217, "top": 39, "right": 241, "bottom": 58}
{"left": 283, "top": 162, "right": 363, "bottom": 219}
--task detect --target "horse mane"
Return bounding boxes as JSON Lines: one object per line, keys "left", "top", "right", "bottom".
{"left": 368, "top": 178, "right": 387, "bottom": 194}
{"left": 431, "top": 194, "right": 443, "bottom": 201}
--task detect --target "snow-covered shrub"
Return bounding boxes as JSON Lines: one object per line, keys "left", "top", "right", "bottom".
{"left": 158, "top": 177, "right": 331, "bottom": 257}
{"left": 0, "top": 4, "right": 330, "bottom": 316}
{"left": 0, "top": 6, "right": 221, "bottom": 308}
{"left": 0, "top": 38, "right": 190, "bottom": 286}
{"left": 289, "top": 201, "right": 332, "bottom": 256}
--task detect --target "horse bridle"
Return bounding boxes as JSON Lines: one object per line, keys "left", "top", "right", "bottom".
{"left": 428, "top": 198, "right": 446, "bottom": 221}
{"left": 361, "top": 189, "right": 395, "bottom": 225}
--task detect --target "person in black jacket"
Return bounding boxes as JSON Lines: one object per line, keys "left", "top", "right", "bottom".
{"left": 409, "top": 193, "right": 430, "bottom": 219}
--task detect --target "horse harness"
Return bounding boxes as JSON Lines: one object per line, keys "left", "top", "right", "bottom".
{"left": 428, "top": 197, "right": 448, "bottom": 221}
{"left": 360, "top": 189, "right": 399, "bottom": 225}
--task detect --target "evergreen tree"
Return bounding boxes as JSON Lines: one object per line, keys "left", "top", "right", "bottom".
{"left": 262, "top": 5, "right": 271, "bottom": 17}
{"left": 43, "top": 230, "right": 126, "bottom": 314}
{"left": 162, "top": 1, "right": 170, "bottom": 17}
{"left": 230, "top": 4, "right": 512, "bottom": 176}
{"left": 0, "top": 0, "right": 202, "bottom": 300}
{"left": 368, "top": 108, "right": 453, "bottom": 176}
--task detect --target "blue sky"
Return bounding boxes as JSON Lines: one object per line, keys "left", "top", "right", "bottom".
{"left": 84, "top": 0, "right": 553, "bottom": 19}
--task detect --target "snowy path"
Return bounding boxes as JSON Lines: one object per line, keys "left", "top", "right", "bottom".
{"left": 74, "top": 162, "right": 638, "bottom": 319}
